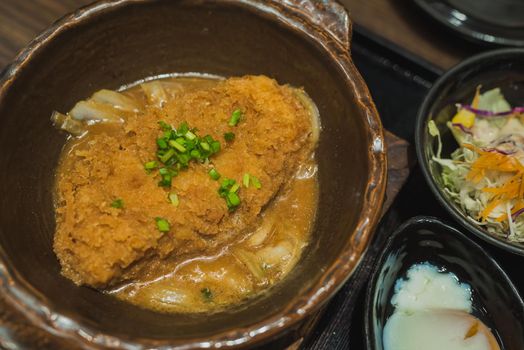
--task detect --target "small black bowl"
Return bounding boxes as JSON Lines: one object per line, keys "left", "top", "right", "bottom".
{"left": 365, "top": 216, "right": 524, "bottom": 350}
{"left": 413, "top": 0, "right": 524, "bottom": 47}
{"left": 415, "top": 48, "right": 524, "bottom": 255}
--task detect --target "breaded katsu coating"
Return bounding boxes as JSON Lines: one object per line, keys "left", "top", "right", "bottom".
{"left": 54, "top": 76, "right": 314, "bottom": 287}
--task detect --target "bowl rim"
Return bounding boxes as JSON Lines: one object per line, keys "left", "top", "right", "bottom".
{"left": 415, "top": 47, "right": 524, "bottom": 256}
{"left": 0, "top": 0, "right": 386, "bottom": 348}
{"left": 363, "top": 215, "right": 524, "bottom": 350}
{"left": 413, "top": 0, "right": 524, "bottom": 48}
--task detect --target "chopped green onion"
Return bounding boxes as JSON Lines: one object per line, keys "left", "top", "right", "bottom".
{"left": 201, "top": 287, "right": 213, "bottom": 302}
{"left": 251, "top": 175, "right": 262, "bottom": 189}
{"left": 185, "top": 130, "right": 197, "bottom": 140}
{"left": 228, "top": 109, "right": 242, "bottom": 126}
{"left": 227, "top": 192, "right": 240, "bottom": 208}
{"left": 158, "top": 168, "right": 176, "bottom": 187}
{"left": 158, "top": 120, "right": 171, "bottom": 131}
{"left": 209, "top": 168, "right": 221, "bottom": 181}
{"left": 217, "top": 178, "right": 242, "bottom": 210}
{"left": 218, "top": 178, "right": 236, "bottom": 197}
{"left": 243, "top": 173, "right": 250, "bottom": 188}
{"left": 168, "top": 193, "right": 179, "bottom": 206}
{"left": 190, "top": 149, "right": 201, "bottom": 159}
{"left": 169, "top": 140, "right": 187, "bottom": 153}
{"left": 161, "top": 167, "right": 177, "bottom": 176}
{"left": 224, "top": 132, "right": 235, "bottom": 142}
{"left": 211, "top": 141, "right": 221, "bottom": 153}
{"left": 148, "top": 121, "right": 222, "bottom": 188}
{"left": 158, "top": 175, "right": 172, "bottom": 187}
{"left": 155, "top": 217, "right": 170, "bottom": 232}
{"left": 177, "top": 153, "right": 190, "bottom": 167}
{"left": 178, "top": 122, "right": 189, "bottom": 135}
{"left": 156, "top": 138, "right": 168, "bottom": 149}
{"left": 159, "top": 148, "right": 175, "bottom": 163}
{"left": 110, "top": 198, "right": 124, "bottom": 209}
{"left": 144, "top": 161, "right": 158, "bottom": 171}
{"left": 230, "top": 183, "right": 240, "bottom": 193}
{"left": 185, "top": 139, "right": 196, "bottom": 150}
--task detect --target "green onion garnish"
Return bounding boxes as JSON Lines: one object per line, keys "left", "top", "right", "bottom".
{"left": 251, "top": 175, "right": 262, "bottom": 189}
{"left": 243, "top": 173, "right": 250, "bottom": 188}
{"left": 169, "top": 140, "right": 187, "bottom": 153}
{"left": 159, "top": 148, "right": 176, "bottom": 163}
{"left": 156, "top": 138, "right": 168, "bottom": 149}
{"left": 168, "top": 193, "right": 179, "bottom": 206}
{"left": 144, "top": 161, "right": 158, "bottom": 171}
{"left": 158, "top": 120, "right": 171, "bottom": 131}
{"left": 177, "top": 153, "right": 190, "bottom": 167}
{"left": 177, "top": 122, "right": 189, "bottom": 135}
{"left": 190, "top": 149, "right": 201, "bottom": 159}
{"left": 228, "top": 109, "right": 242, "bottom": 126}
{"left": 211, "top": 141, "right": 221, "bottom": 153}
{"left": 227, "top": 192, "right": 240, "bottom": 207}
{"left": 110, "top": 198, "right": 124, "bottom": 209}
{"left": 201, "top": 287, "right": 213, "bottom": 302}
{"left": 230, "top": 183, "right": 240, "bottom": 193}
{"left": 209, "top": 168, "right": 221, "bottom": 181}
{"left": 158, "top": 175, "right": 172, "bottom": 187}
{"left": 224, "top": 132, "right": 235, "bottom": 142}
{"left": 218, "top": 178, "right": 241, "bottom": 210}
{"left": 155, "top": 217, "right": 170, "bottom": 232}
{"left": 218, "top": 178, "right": 236, "bottom": 197}
{"left": 147, "top": 121, "right": 222, "bottom": 188}
{"left": 185, "top": 130, "right": 197, "bottom": 140}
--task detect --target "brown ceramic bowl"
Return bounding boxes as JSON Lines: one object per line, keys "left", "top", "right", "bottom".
{"left": 0, "top": 0, "right": 386, "bottom": 348}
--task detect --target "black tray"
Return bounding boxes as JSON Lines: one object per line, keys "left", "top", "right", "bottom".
{"left": 302, "top": 26, "right": 524, "bottom": 349}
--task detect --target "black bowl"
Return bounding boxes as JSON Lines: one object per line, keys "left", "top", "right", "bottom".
{"left": 365, "top": 216, "right": 524, "bottom": 350}
{"left": 415, "top": 48, "right": 524, "bottom": 255}
{"left": 413, "top": 0, "right": 524, "bottom": 47}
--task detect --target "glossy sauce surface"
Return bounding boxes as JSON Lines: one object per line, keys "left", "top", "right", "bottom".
{"left": 110, "top": 160, "right": 317, "bottom": 313}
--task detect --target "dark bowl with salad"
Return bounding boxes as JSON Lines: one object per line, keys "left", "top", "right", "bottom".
{"left": 416, "top": 48, "right": 524, "bottom": 256}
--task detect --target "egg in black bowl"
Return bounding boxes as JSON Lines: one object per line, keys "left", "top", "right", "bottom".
{"left": 365, "top": 216, "right": 524, "bottom": 350}
{"left": 415, "top": 48, "right": 524, "bottom": 255}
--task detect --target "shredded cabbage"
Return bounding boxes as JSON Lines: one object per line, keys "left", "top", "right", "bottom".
{"left": 430, "top": 87, "right": 524, "bottom": 243}
{"left": 477, "top": 88, "right": 511, "bottom": 113}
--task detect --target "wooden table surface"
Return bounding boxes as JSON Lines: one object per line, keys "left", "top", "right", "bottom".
{"left": 0, "top": 0, "right": 486, "bottom": 71}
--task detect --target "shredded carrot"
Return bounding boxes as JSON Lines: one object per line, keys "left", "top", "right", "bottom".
{"left": 480, "top": 198, "right": 504, "bottom": 220}
{"left": 464, "top": 144, "right": 524, "bottom": 221}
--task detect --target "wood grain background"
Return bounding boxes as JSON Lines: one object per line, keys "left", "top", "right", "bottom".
{"left": 0, "top": 0, "right": 484, "bottom": 71}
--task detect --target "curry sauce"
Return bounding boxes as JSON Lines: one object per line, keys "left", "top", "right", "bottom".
{"left": 53, "top": 75, "right": 318, "bottom": 313}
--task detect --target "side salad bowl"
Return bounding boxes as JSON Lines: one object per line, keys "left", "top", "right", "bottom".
{"left": 416, "top": 48, "right": 524, "bottom": 255}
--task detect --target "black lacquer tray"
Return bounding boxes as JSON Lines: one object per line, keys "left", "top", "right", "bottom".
{"left": 302, "top": 26, "right": 524, "bottom": 349}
